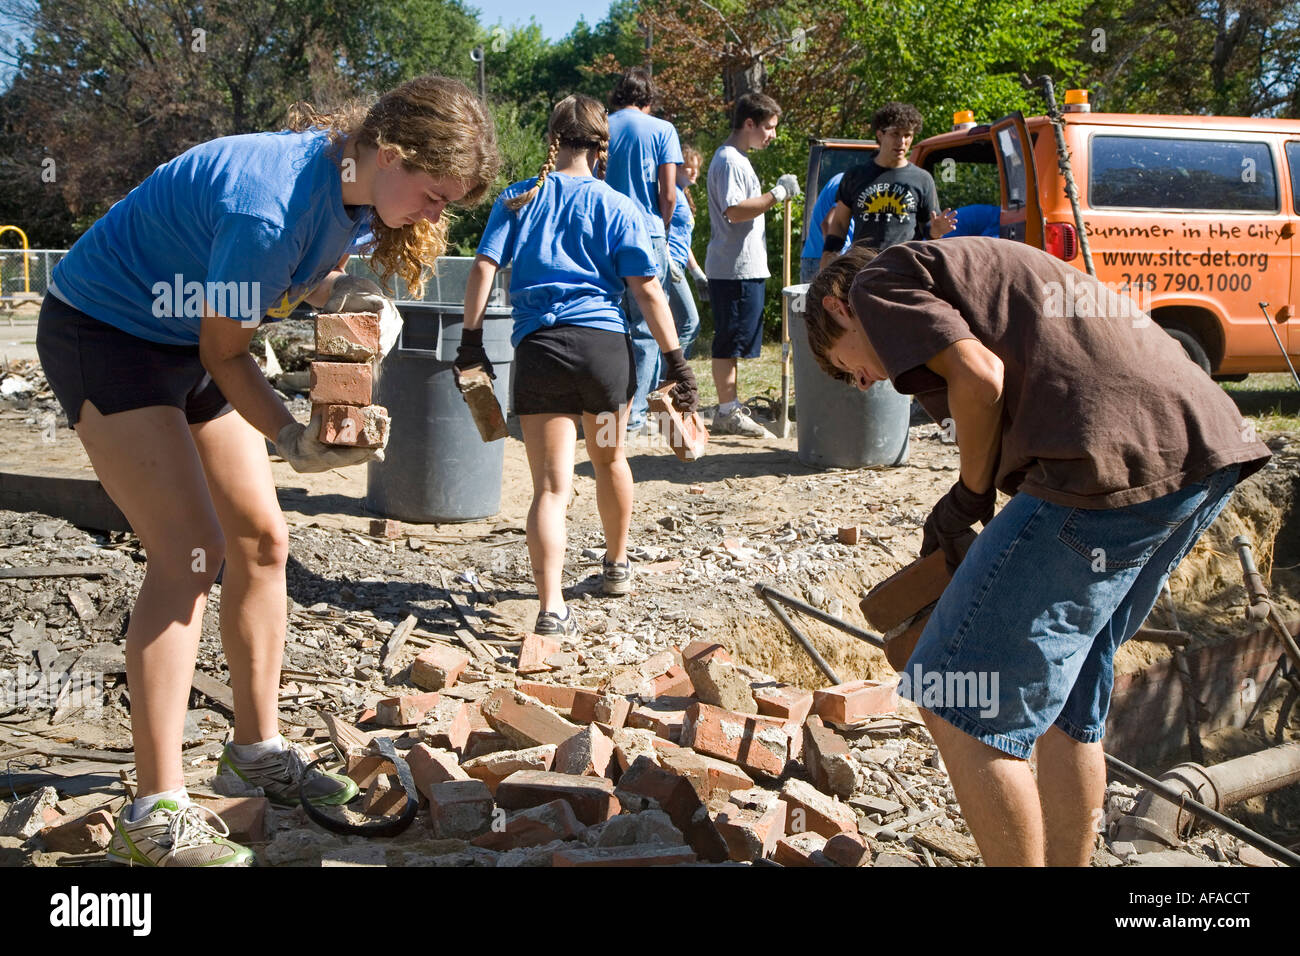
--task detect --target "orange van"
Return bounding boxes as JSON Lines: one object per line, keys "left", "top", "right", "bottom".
{"left": 903, "top": 102, "right": 1300, "bottom": 377}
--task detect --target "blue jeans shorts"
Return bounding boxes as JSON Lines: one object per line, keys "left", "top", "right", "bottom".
{"left": 901, "top": 465, "right": 1240, "bottom": 758}
{"left": 708, "top": 278, "right": 765, "bottom": 359}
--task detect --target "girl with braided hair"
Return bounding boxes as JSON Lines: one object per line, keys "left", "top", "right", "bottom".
{"left": 456, "top": 94, "right": 697, "bottom": 637}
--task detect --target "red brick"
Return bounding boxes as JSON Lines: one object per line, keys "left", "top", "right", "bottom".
{"left": 683, "top": 656, "right": 756, "bottom": 712}
{"left": 626, "top": 698, "right": 690, "bottom": 741}
{"left": 753, "top": 684, "right": 815, "bottom": 724}
{"left": 410, "top": 645, "right": 470, "bottom": 691}
{"left": 714, "top": 789, "right": 786, "bottom": 862}
{"left": 804, "top": 715, "right": 857, "bottom": 799}
{"left": 495, "top": 770, "right": 620, "bottom": 826}
{"left": 471, "top": 799, "right": 585, "bottom": 850}
{"left": 682, "top": 641, "right": 732, "bottom": 665}
{"left": 657, "top": 749, "right": 753, "bottom": 804}
{"left": 859, "top": 549, "right": 950, "bottom": 632}
{"left": 648, "top": 390, "right": 708, "bottom": 462}
{"left": 316, "top": 403, "right": 389, "bottom": 447}
{"left": 310, "top": 361, "right": 373, "bottom": 406}
{"left": 779, "top": 778, "right": 857, "bottom": 838}
{"left": 811, "top": 679, "right": 899, "bottom": 725}
{"left": 614, "top": 756, "right": 729, "bottom": 862}
{"left": 345, "top": 752, "right": 397, "bottom": 790}
{"left": 611, "top": 728, "right": 663, "bottom": 774}
{"left": 554, "top": 724, "right": 614, "bottom": 778}
{"left": 838, "top": 525, "right": 859, "bottom": 545}
{"left": 457, "top": 365, "right": 508, "bottom": 443}
{"left": 552, "top": 844, "right": 696, "bottom": 866}
{"left": 406, "top": 743, "right": 469, "bottom": 800}
{"left": 518, "top": 633, "right": 562, "bottom": 674}
{"left": 481, "top": 688, "right": 581, "bottom": 749}
{"left": 680, "top": 702, "right": 789, "bottom": 778}
{"left": 824, "top": 831, "right": 871, "bottom": 867}
{"left": 516, "top": 681, "right": 582, "bottom": 711}
{"left": 592, "top": 694, "right": 632, "bottom": 730}
{"left": 416, "top": 698, "right": 472, "bottom": 754}
{"left": 315, "top": 311, "right": 380, "bottom": 361}
{"left": 773, "top": 832, "right": 830, "bottom": 867}
{"left": 376, "top": 690, "right": 440, "bottom": 727}
{"left": 426, "top": 779, "right": 494, "bottom": 839}
{"left": 603, "top": 651, "right": 677, "bottom": 696}
{"left": 649, "top": 664, "right": 694, "bottom": 699}
{"left": 369, "top": 518, "right": 402, "bottom": 538}
{"left": 363, "top": 773, "right": 408, "bottom": 816}
{"left": 190, "top": 797, "right": 270, "bottom": 844}
{"left": 462, "top": 744, "right": 556, "bottom": 794}
{"left": 39, "top": 809, "right": 115, "bottom": 853}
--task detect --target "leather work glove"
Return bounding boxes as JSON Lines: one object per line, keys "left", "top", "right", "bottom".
{"left": 275, "top": 416, "right": 384, "bottom": 473}
{"left": 769, "top": 173, "right": 802, "bottom": 203}
{"left": 659, "top": 347, "right": 699, "bottom": 413}
{"left": 921, "top": 479, "right": 996, "bottom": 573}
{"left": 323, "top": 274, "right": 402, "bottom": 357}
{"left": 453, "top": 327, "right": 494, "bottom": 383}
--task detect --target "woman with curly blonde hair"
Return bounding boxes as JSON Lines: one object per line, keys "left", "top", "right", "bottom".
{"left": 37, "top": 74, "right": 498, "bottom": 867}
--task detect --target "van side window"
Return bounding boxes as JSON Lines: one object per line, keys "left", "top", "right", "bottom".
{"left": 1090, "top": 136, "right": 1277, "bottom": 211}
{"left": 1287, "top": 142, "right": 1300, "bottom": 215}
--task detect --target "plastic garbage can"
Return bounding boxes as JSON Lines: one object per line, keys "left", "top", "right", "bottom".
{"left": 364, "top": 304, "right": 514, "bottom": 522}
{"left": 785, "top": 284, "right": 910, "bottom": 469}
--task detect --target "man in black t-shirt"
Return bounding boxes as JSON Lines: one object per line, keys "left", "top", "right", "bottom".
{"left": 819, "top": 102, "right": 955, "bottom": 270}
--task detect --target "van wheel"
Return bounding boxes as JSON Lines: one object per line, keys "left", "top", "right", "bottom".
{"left": 1213, "top": 373, "right": 1248, "bottom": 383}
{"left": 1162, "top": 325, "right": 1212, "bottom": 375}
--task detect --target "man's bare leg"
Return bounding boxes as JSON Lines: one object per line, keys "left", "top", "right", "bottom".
{"left": 921, "top": 709, "right": 1046, "bottom": 866}
{"left": 1036, "top": 726, "right": 1106, "bottom": 867}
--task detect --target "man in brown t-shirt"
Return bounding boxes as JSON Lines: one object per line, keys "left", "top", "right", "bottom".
{"left": 805, "top": 238, "right": 1270, "bottom": 866}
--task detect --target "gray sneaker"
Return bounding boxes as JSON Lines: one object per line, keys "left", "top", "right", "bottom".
{"left": 216, "top": 739, "right": 358, "bottom": 807}
{"left": 712, "top": 405, "right": 767, "bottom": 437}
{"left": 107, "top": 799, "right": 255, "bottom": 867}
{"left": 601, "top": 556, "right": 633, "bottom": 596}
{"left": 534, "top": 609, "right": 579, "bottom": 638}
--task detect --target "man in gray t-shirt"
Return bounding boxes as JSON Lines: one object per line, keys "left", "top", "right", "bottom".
{"left": 704, "top": 92, "right": 799, "bottom": 437}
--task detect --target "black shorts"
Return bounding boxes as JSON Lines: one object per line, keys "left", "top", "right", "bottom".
{"left": 512, "top": 324, "right": 636, "bottom": 416}
{"left": 36, "top": 294, "right": 231, "bottom": 428}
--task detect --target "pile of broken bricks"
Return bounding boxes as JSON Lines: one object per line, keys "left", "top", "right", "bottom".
{"left": 316, "top": 637, "right": 980, "bottom": 867}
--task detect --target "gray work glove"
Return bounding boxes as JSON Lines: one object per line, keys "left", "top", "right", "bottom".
{"left": 275, "top": 417, "right": 385, "bottom": 473}
{"left": 769, "top": 173, "right": 801, "bottom": 203}
{"left": 323, "top": 275, "right": 402, "bottom": 357}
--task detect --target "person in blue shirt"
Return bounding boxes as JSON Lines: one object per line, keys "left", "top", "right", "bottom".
{"left": 944, "top": 203, "right": 1002, "bottom": 238}
{"left": 799, "top": 172, "right": 856, "bottom": 283}
{"left": 666, "top": 144, "right": 706, "bottom": 358}
{"left": 604, "top": 69, "right": 684, "bottom": 434}
{"left": 35, "top": 75, "right": 500, "bottom": 866}
{"left": 454, "top": 95, "right": 697, "bottom": 638}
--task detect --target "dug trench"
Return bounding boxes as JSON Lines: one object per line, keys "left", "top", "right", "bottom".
{"left": 2, "top": 352, "right": 1298, "bottom": 864}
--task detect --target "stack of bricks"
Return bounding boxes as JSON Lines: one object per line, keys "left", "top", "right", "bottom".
{"left": 332, "top": 633, "right": 913, "bottom": 867}
{"left": 310, "top": 311, "right": 390, "bottom": 448}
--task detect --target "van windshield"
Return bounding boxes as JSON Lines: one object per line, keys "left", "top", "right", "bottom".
{"left": 1090, "top": 136, "right": 1278, "bottom": 211}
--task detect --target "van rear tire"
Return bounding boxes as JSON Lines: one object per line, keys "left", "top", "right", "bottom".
{"left": 1162, "top": 325, "right": 1212, "bottom": 375}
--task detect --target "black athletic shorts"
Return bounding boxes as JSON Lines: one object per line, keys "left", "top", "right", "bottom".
{"left": 511, "top": 324, "right": 636, "bottom": 416}
{"left": 36, "top": 293, "right": 232, "bottom": 428}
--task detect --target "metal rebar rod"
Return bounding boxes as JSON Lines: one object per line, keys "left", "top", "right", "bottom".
{"left": 756, "top": 584, "right": 886, "bottom": 649}
{"left": 1104, "top": 753, "right": 1300, "bottom": 867}
{"left": 758, "top": 589, "right": 841, "bottom": 685}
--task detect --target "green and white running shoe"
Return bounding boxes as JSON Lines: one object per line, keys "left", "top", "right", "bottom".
{"left": 106, "top": 800, "right": 255, "bottom": 867}
{"left": 216, "top": 738, "right": 358, "bottom": 807}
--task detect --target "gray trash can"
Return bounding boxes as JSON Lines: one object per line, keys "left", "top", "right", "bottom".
{"left": 785, "top": 284, "right": 910, "bottom": 469}
{"left": 364, "top": 304, "right": 514, "bottom": 522}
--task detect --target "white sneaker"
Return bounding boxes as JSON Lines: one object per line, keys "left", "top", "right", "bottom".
{"left": 106, "top": 799, "right": 255, "bottom": 867}
{"left": 712, "top": 405, "right": 767, "bottom": 437}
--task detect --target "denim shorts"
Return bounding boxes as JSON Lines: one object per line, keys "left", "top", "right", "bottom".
{"left": 902, "top": 465, "right": 1240, "bottom": 759}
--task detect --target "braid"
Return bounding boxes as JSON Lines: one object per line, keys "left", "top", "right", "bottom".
{"left": 506, "top": 135, "right": 560, "bottom": 211}
{"left": 595, "top": 145, "right": 608, "bottom": 180}
{"left": 684, "top": 186, "right": 695, "bottom": 216}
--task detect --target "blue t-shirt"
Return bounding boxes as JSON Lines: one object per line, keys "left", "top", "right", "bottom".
{"left": 476, "top": 173, "right": 657, "bottom": 347}
{"left": 605, "top": 108, "right": 683, "bottom": 239}
{"left": 946, "top": 203, "right": 1002, "bottom": 238}
{"left": 666, "top": 186, "right": 695, "bottom": 268}
{"left": 800, "top": 172, "right": 855, "bottom": 259}
{"left": 52, "top": 130, "right": 367, "bottom": 346}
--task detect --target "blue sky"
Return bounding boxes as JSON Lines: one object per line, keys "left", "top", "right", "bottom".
{"left": 471, "top": 0, "right": 612, "bottom": 41}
